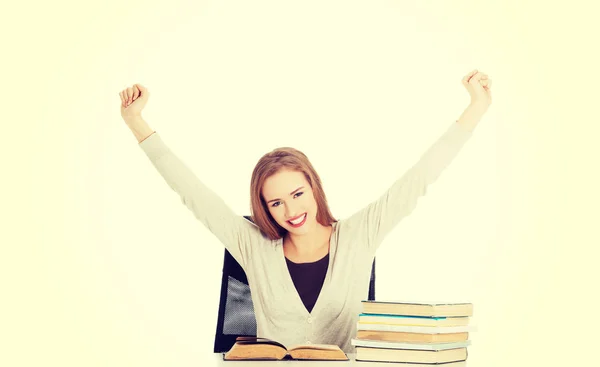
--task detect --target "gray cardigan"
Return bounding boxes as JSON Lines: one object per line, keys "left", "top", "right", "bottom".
{"left": 138, "top": 121, "right": 473, "bottom": 353}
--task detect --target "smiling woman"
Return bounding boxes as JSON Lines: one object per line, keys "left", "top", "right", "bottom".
{"left": 250, "top": 148, "right": 337, "bottom": 264}
{"left": 117, "top": 70, "right": 491, "bottom": 353}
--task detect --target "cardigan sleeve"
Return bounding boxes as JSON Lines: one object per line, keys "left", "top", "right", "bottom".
{"left": 342, "top": 121, "right": 473, "bottom": 254}
{"left": 137, "top": 132, "right": 267, "bottom": 269}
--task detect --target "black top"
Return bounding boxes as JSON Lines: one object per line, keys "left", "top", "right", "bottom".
{"left": 285, "top": 253, "right": 329, "bottom": 313}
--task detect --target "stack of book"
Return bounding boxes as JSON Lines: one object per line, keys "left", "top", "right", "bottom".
{"left": 352, "top": 300, "right": 474, "bottom": 365}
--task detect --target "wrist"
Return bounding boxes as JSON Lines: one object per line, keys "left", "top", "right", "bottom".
{"left": 468, "top": 101, "right": 490, "bottom": 115}
{"left": 124, "top": 114, "right": 144, "bottom": 126}
{"left": 123, "top": 115, "right": 155, "bottom": 143}
{"left": 457, "top": 104, "right": 487, "bottom": 131}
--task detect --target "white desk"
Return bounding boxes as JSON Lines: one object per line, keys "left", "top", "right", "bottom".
{"left": 212, "top": 353, "right": 386, "bottom": 366}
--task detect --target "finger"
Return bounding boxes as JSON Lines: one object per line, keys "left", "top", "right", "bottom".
{"left": 462, "top": 69, "right": 478, "bottom": 85}
{"left": 119, "top": 91, "right": 125, "bottom": 107}
{"left": 467, "top": 69, "right": 478, "bottom": 82}
{"left": 462, "top": 70, "right": 474, "bottom": 85}
{"left": 469, "top": 72, "right": 483, "bottom": 84}
{"left": 133, "top": 85, "right": 140, "bottom": 100}
{"left": 135, "top": 83, "right": 147, "bottom": 97}
{"left": 481, "top": 78, "right": 491, "bottom": 90}
{"left": 126, "top": 87, "right": 134, "bottom": 105}
{"left": 120, "top": 90, "right": 128, "bottom": 107}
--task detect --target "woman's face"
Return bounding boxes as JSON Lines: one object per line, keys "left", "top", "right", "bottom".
{"left": 262, "top": 168, "right": 318, "bottom": 236}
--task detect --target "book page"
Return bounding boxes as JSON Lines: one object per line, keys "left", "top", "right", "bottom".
{"left": 288, "top": 344, "right": 342, "bottom": 351}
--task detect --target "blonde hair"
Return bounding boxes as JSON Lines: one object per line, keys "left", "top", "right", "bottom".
{"left": 250, "top": 147, "right": 336, "bottom": 240}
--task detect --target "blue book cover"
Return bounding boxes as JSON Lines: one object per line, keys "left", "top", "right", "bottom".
{"left": 359, "top": 313, "right": 448, "bottom": 320}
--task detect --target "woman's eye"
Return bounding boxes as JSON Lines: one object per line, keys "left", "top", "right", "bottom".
{"left": 271, "top": 192, "right": 302, "bottom": 207}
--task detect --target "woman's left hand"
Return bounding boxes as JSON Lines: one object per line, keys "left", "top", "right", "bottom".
{"left": 462, "top": 69, "right": 492, "bottom": 111}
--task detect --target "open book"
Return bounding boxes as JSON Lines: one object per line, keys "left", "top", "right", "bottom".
{"left": 223, "top": 337, "right": 348, "bottom": 361}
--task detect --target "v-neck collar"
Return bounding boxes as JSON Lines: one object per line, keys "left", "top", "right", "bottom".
{"left": 277, "top": 222, "right": 337, "bottom": 316}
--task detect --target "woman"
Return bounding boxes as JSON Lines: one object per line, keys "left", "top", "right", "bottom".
{"left": 118, "top": 70, "right": 491, "bottom": 353}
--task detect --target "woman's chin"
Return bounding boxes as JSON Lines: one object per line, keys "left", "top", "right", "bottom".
{"left": 288, "top": 227, "right": 309, "bottom": 235}
{"left": 285, "top": 218, "right": 312, "bottom": 234}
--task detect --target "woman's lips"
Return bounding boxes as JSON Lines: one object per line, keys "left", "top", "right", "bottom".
{"left": 287, "top": 213, "right": 307, "bottom": 228}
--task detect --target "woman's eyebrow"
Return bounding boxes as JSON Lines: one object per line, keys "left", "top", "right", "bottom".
{"left": 266, "top": 186, "right": 304, "bottom": 203}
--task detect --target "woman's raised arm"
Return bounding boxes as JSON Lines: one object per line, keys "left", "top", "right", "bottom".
{"left": 117, "top": 84, "right": 265, "bottom": 269}
{"left": 342, "top": 70, "right": 492, "bottom": 253}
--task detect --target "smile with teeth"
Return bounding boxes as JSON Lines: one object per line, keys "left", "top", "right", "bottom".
{"left": 288, "top": 213, "right": 307, "bottom": 227}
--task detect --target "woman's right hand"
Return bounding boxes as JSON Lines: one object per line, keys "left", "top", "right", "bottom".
{"left": 119, "top": 84, "right": 149, "bottom": 123}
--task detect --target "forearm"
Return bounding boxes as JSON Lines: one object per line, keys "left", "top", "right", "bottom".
{"left": 347, "top": 120, "right": 474, "bottom": 251}
{"left": 456, "top": 103, "right": 488, "bottom": 132}
{"left": 124, "top": 115, "right": 155, "bottom": 143}
{"left": 136, "top": 130, "right": 260, "bottom": 268}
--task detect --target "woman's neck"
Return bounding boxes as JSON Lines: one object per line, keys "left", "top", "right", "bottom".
{"left": 283, "top": 223, "right": 332, "bottom": 262}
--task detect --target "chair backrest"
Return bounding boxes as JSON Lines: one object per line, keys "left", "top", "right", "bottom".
{"left": 213, "top": 216, "right": 376, "bottom": 353}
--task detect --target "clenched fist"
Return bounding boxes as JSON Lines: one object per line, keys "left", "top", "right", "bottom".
{"left": 462, "top": 69, "right": 492, "bottom": 109}
{"left": 119, "top": 84, "right": 149, "bottom": 123}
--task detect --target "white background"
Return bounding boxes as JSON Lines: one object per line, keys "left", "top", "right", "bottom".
{"left": 2, "top": 1, "right": 598, "bottom": 366}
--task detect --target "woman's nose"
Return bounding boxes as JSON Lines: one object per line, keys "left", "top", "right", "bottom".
{"left": 285, "top": 203, "right": 298, "bottom": 218}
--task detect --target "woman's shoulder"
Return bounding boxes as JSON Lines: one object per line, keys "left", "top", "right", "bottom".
{"left": 330, "top": 217, "right": 374, "bottom": 257}
{"left": 334, "top": 211, "right": 366, "bottom": 229}
{"left": 331, "top": 216, "right": 368, "bottom": 240}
